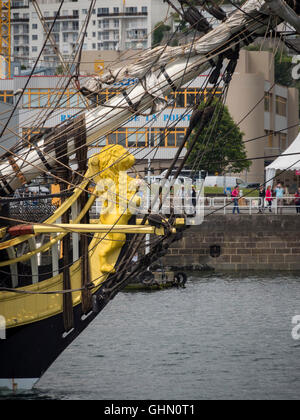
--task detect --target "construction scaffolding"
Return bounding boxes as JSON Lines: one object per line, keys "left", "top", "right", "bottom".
{"left": 0, "top": 0, "right": 11, "bottom": 79}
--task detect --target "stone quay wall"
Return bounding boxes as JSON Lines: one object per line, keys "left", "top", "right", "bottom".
{"left": 162, "top": 215, "right": 300, "bottom": 271}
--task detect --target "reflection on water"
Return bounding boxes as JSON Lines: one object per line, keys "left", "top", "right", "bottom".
{"left": 3, "top": 272, "right": 300, "bottom": 400}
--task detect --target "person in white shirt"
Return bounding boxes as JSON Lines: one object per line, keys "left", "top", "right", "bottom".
{"left": 275, "top": 183, "right": 284, "bottom": 214}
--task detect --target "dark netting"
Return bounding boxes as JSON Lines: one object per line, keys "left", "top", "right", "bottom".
{"left": 7, "top": 201, "right": 57, "bottom": 224}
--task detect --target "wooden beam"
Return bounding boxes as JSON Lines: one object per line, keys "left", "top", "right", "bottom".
{"left": 264, "top": 0, "right": 300, "bottom": 33}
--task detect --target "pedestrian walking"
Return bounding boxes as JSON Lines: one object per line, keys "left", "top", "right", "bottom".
{"left": 266, "top": 185, "right": 273, "bottom": 212}
{"left": 275, "top": 183, "right": 285, "bottom": 214}
{"left": 295, "top": 188, "right": 300, "bottom": 214}
{"left": 258, "top": 185, "right": 265, "bottom": 213}
{"left": 231, "top": 186, "right": 240, "bottom": 214}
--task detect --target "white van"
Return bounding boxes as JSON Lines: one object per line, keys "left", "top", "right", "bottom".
{"left": 204, "top": 176, "right": 247, "bottom": 189}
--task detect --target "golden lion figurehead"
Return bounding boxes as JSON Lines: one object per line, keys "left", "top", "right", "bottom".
{"left": 89, "top": 144, "right": 135, "bottom": 183}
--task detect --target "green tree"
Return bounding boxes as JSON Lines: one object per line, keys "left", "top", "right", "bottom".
{"left": 186, "top": 101, "right": 251, "bottom": 174}
{"left": 152, "top": 22, "right": 171, "bottom": 47}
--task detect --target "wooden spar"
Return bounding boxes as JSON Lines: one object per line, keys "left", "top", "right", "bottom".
{"left": 74, "top": 119, "right": 92, "bottom": 313}
{"left": 79, "top": 190, "right": 92, "bottom": 314}
{"left": 8, "top": 224, "right": 169, "bottom": 236}
{"left": 264, "top": 0, "right": 300, "bottom": 33}
{"left": 55, "top": 131, "right": 74, "bottom": 332}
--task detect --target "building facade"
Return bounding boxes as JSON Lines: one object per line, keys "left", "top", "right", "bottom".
{"left": 11, "top": 0, "right": 171, "bottom": 69}
{"left": 0, "top": 50, "right": 298, "bottom": 183}
{"left": 227, "top": 50, "right": 299, "bottom": 184}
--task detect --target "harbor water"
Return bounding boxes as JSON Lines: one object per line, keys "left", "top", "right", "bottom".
{"left": 4, "top": 272, "right": 300, "bottom": 400}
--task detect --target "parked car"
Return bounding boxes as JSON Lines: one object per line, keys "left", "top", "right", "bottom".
{"left": 246, "top": 183, "right": 261, "bottom": 190}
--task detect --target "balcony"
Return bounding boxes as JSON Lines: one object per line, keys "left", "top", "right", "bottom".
{"left": 44, "top": 16, "right": 79, "bottom": 21}
{"left": 12, "top": 1, "right": 29, "bottom": 9}
{"left": 12, "top": 18, "right": 29, "bottom": 23}
{"left": 97, "top": 12, "right": 148, "bottom": 18}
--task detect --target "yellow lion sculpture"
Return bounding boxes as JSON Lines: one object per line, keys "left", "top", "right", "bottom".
{"left": 89, "top": 144, "right": 140, "bottom": 273}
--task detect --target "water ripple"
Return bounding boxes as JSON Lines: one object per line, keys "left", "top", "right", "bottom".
{"left": 4, "top": 272, "right": 300, "bottom": 400}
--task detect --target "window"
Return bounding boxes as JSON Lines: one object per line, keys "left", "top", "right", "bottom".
{"left": 32, "top": 46, "right": 38, "bottom": 52}
{"left": 276, "top": 96, "right": 287, "bottom": 116}
{"left": 127, "top": 130, "right": 138, "bottom": 147}
{"left": 0, "top": 91, "right": 14, "bottom": 105}
{"left": 265, "top": 130, "right": 273, "bottom": 148}
{"left": 114, "top": 8, "right": 119, "bottom": 14}
{"left": 73, "top": 10, "right": 79, "bottom": 18}
{"left": 166, "top": 128, "right": 186, "bottom": 147}
{"left": 32, "top": 24, "right": 38, "bottom": 30}
{"left": 175, "top": 92, "right": 185, "bottom": 108}
{"left": 103, "top": 127, "right": 187, "bottom": 148}
{"left": 166, "top": 88, "right": 222, "bottom": 108}
{"left": 53, "top": 22, "right": 60, "bottom": 32}
{"left": 280, "top": 133, "right": 288, "bottom": 151}
{"left": 107, "top": 133, "right": 117, "bottom": 144}
{"left": 264, "top": 92, "right": 272, "bottom": 112}
{"left": 103, "top": 19, "right": 109, "bottom": 29}
{"left": 22, "top": 128, "right": 47, "bottom": 145}
{"left": 22, "top": 89, "right": 89, "bottom": 109}
{"left": 142, "top": 7, "right": 148, "bottom": 13}
{"left": 98, "top": 8, "right": 109, "bottom": 15}
{"left": 103, "top": 31, "right": 109, "bottom": 40}
{"left": 126, "top": 7, "right": 138, "bottom": 14}
{"left": 32, "top": 35, "right": 38, "bottom": 41}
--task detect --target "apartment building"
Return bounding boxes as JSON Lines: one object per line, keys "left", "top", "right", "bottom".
{"left": 11, "top": 0, "right": 171, "bottom": 68}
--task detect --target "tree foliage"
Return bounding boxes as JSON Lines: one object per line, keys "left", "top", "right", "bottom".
{"left": 186, "top": 101, "right": 251, "bottom": 174}
{"left": 152, "top": 22, "right": 171, "bottom": 47}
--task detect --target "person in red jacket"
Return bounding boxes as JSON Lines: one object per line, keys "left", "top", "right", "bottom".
{"left": 231, "top": 186, "right": 240, "bottom": 214}
{"left": 294, "top": 188, "right": 300, "bottom": 214}
{"left": 266, "top": 185, "right": 273, "bottom": 213}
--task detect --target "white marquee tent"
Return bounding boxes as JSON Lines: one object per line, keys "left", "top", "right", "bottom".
{"left": 265, "top": 133, "right": 300, "bottom": 187}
